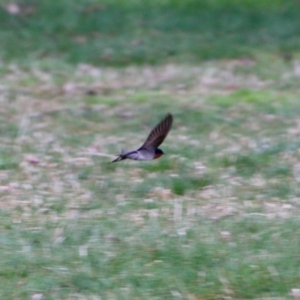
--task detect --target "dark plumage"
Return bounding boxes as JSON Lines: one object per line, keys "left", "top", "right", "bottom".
{"left": 111, "top": 113, "right": 173, "bottom": 162}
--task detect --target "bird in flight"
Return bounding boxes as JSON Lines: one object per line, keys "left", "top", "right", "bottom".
{"left": 111, "top": 113, "right": 173, "bottom": 163}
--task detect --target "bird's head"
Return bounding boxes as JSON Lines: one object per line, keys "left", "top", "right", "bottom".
{"left": 154, "top": 148, "right": 164, "bottom": 159}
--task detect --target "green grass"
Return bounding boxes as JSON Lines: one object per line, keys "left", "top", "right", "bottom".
{"left": 1, "top": 58, "right": 300, "bottom": 298}
{"left": 1, "top": 1, "right": 300, "bottom": 298}
{"left": 0, "top": 0, "right": 300, "bottom": 65}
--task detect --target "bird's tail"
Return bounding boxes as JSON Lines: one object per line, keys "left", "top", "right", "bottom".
{"left": 110, "top": 149, "right": 128, "bottom": 163}
{"left": 111, "top": 155, "right": 125, "bottom": 163}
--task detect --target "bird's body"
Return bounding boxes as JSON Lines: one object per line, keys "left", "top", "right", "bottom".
{"left": 111, "top": 113, "right": 173, "bottom": 163}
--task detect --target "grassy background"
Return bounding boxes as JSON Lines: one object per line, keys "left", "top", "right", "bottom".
{"left": 1, "top": 1, "right": 300, "bottom": 299}
{"left": 0, "top": 0, "right": 300, "bottom": 65}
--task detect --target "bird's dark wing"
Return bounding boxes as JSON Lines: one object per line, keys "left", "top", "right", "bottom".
{"left": 139, "top": 113, "right": 173, "bottom": 150}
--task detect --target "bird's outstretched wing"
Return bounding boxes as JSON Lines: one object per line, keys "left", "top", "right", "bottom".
{"left": 139, "top": 113, "right": 173, "bottom": 150}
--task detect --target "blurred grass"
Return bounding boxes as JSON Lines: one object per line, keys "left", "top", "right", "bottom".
{"left": 0, "top": 0, "right": 300, "bottom": 65}
{"left": 1, "top": 58, "right": 300, "bottom": 298}
{"left": 1, "top": 0, "right": 300, "bottom": 298}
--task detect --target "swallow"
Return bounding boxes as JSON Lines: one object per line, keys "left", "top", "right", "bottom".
{"left": 111, "top": 113, "right": 173, "bottom": 162}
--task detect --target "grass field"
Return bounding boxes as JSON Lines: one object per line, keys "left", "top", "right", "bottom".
{"left": 1, "top": 1, "right": 300, "bottom": 299}
{"left": 1, "top": 0, "right": 300, "bottom": 65}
